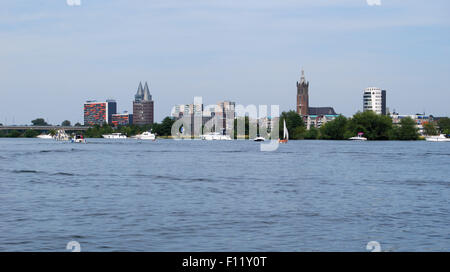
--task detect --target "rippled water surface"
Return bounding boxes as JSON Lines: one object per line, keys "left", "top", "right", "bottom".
{"left": 0, "top": 138, "right": 449, "bottom": 251}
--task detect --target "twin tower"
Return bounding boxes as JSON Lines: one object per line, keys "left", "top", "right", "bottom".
{"left": 133, "top": 82, "right": 154, "bottom": 125}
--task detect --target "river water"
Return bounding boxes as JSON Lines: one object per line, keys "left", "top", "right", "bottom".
{"left": 0, "top": 138, "right": 449, "bottom": 251}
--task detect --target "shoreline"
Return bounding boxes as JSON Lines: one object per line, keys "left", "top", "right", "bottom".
{"left": 0, "top": 136, "right": 429, "bottom": 141}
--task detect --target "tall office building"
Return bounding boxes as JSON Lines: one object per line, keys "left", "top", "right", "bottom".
{"left": 133, "top": 82, "right": 154, "bottom": 125}
{"left": 363, "top": 87, "right": 387, "bottom": 115}
{"left": 296, "top": 69, "right": 309, "bottom": 116}
{"left": 84, "top": 99, "right": 117, "bottom": 126}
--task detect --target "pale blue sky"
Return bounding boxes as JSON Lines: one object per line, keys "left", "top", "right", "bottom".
{"left": 0, "top": 0, "right": 449, "bottom": 124}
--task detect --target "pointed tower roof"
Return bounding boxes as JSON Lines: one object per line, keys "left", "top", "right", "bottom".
{"left": 135, "top": 82, "right": 144, "bottom": 101}
{"left": 299, "top": 68, "right": 309, "bottom": 86}
{"left": 138, "top": 82, "right": 144, "bottom": 94}
{"left": 143, "top": 82, "right": 152, "bottom": 101}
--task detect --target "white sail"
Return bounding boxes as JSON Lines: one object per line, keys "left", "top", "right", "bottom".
{"left": 283, "top": 120, "right": 289, "bottom": 140}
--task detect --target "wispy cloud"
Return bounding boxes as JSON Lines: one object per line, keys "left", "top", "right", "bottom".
{"left": 367, "top": 0, "right": 382, "bottom": 6}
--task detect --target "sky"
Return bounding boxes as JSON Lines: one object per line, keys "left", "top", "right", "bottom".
{"left": 0, "top": 0, "right": 449, "bottom": 125}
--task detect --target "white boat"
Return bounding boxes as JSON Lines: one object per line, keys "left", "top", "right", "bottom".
{"left": 425, "top": 134, "right": 450, "bottom": 142}
{"left": 102, "top": 133, "right": 127, "bottom": 139}
{"left": 201, "top": 132, "right": 232, "bottom": 141}
{"left": 37, "top": 134, "right": 53, "bottom": 139}
{"left": 133, "top": 131, "right": 156, "bottom": 140}
{"left": 253, "top": 136, "right": 265, "bottom": 142}
{"left": 71, "top": 135, "right": 86, "bottom": 143}
{"left": 349, "top": 133, "right": 367, "bottom": 141}
{"left": 55, "top": 130, "right": 70, "bottom": 141}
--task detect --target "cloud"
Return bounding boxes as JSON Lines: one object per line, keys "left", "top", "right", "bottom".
{"left": 66, "top": 0, "right": 82, "bottom": 7}
{"left": 367, "top": 0, "right": 382, "bottom": 6}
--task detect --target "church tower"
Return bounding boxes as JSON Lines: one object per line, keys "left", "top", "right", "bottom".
{"left": 133, "top": 81, "right": 154, "bottom": 125}
{"left": 296, "top": 69, "right": 309, "bottom": 116}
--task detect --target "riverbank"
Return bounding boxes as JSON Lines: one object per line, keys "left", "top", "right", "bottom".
{"left": 0, "top": 134, "right": 430, "bottom": 141}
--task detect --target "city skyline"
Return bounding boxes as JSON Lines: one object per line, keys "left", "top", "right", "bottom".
{"left": 1, "top": 0, "right": 449, "bottom": 125}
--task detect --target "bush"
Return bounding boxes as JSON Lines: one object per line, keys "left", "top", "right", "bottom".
{"left": 304, "top": 127, "right": 319, "bottom": 139}
{"left": 7, "top": 130, "right": 21, "bottom": 138}
{"left": 31, "top": 118, "right": 49, "bottom": 126}
{"left": 423, "top": 122, "right": 438, "bottom": 136}
{"left": 390, "top": 117, "right": 419, "bottom": 140}
{"left": 438, "top": 117, "right": 450, "bottom": 133}
{"left": 61, "top": 120, "right": 71, "bottom": 126}
{"left": 320, "top": 115, "right": 348, "bottom": 140}
{"left": 292, "top": 126, "right": 306, "bottom": 140}
{"left": 23, "top": 130, "right": 39, "bottom": 138}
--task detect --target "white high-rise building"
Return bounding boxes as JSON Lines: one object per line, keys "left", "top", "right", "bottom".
{"left": 363, "top": 87, "right": 387, "bottom": 115}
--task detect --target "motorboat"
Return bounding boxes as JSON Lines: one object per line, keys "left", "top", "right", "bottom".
{"left": 253, "top": 136, "right": 265, "bottom": 142}
{"left": 102, "top": 133, "right": 127, "bottom": 139}
{"left": 37, "top": 134, "right": 53, "bottom": 139}
{"left": 349, "top": 133, "right": 367, "bottom": 141}
{"left": 71, "top": 135, "right": 86, "bottom": 143}
{"left": 55, "top": 130, "right": 70, "bottom": 141}
{"left": 278, "top": 120, "right": 288, "bottom": 143}
{"left": 201, "top": 132, "right": 232, "bottom": 141}
{"left": 425, "top": 134, "right": 450, "bottom": 142}
{"left": 133, "top": 131, "right": 156, "bottom": 140}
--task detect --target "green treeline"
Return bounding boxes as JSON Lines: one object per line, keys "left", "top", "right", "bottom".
{"left": 279, "top": 110, "right": 423, "bottom": 141}
{"left": 2, "top": 115, "right": 449, "bottom": 140}
{"left": 0, "top": 130, "right": 40, "bottom": 138}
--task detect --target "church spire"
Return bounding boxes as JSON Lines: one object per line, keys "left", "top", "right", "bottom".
{"left": 135, "top": 82, "right": 144, "bottom": 101}
{"left": 300, "top": 68, "right": 306, "bottom": 83}
{"left": 143, "top": 82, "right": 152, "bottom": 101}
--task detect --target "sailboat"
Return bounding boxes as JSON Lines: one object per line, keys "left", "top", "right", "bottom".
{"left": 279, "top": 120, "right": 289, "bottom": 143}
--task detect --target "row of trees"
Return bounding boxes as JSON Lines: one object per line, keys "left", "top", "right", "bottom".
{"left": 30, "top": 118, "right": 81, "bottom": 127}
{"left": 0, "top": 129, "right": 40, "bottom": 138}
{"left": 279, "top": 110, "right": 425, "bottom": 141}
{"left": 3, "top": 115, "right": 450, "bottom": 140}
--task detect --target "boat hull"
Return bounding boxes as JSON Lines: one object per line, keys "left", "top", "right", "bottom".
{"left": 102, "top": 135, "right": 127, "bottom": 139}
{"left": 349, "top": 137, "right": 367, "bottom": 141}
{"left": 425, "top": 135, "right": 450, "bottom": 142}
{"left": 201, "top": 133, "right": 232, "bottom": 141}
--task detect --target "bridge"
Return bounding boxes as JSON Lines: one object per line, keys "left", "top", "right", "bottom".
{"left": 0, "top": 126, "right": 91, "bottom": 131}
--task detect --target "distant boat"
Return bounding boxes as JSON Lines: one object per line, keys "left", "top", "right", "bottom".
{"left": 37, "top": 134, "right": 53, "bottom": 139}
{"left": 425, "top": 134, "right": 450, "bottom": 142}
{"left": 349, "top": 133, "right": 367, "bottom": 141}
{"left": 133, "top": 131, "right": 156, "bottom": 141}
{"left": 279, "top": 120, "right": 288, "bottom": 143}
{"left": 71, "top": 135, "right": 86, "bottom": 143}
{"left": 201, "top": 132, "right": 232, "bottom": 141}
{"left": 102, "top": 133, "right": 127, "bottom": 139}
{"left": 253, "top": 135, "right": 265, "bottom": 142}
